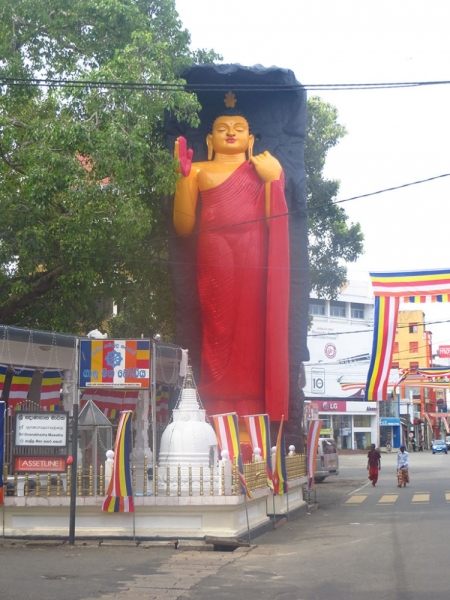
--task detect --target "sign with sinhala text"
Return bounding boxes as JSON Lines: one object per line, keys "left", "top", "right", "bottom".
{"left": 79, "top": 339, "right": 151, "bottom": 389}
{"left": 15, "top": 412, "right": 68, "bottom": 447}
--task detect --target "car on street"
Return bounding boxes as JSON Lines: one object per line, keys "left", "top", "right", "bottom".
{"left": 315, "top": 438, "right": 339, "bottom": 482}
{"left": 431, "top": 439, "right": 448, "bottom": 454}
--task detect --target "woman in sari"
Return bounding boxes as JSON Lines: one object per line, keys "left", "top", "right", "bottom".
{"left": 397, "top": 445, "right": 410, "bottom": 487}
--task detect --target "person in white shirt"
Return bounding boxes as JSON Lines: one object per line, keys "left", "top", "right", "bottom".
{"left": 397, "top": 445, "right": 410, "bottom": 487}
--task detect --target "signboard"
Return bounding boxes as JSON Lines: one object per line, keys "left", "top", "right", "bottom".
{"left": 15, "top": 412, "right": 68, "bottom": 448}
{"left": 438, "top": 345, "right": 450, "bottom": 358}
{"left": 79, "top": 339, "right": 151, "bottom": 389}
{"left": 14, "top": 457, "right": 66, "bottom": 472}
{"left": 380, "top": 417, "right": 400, "bottom": 426}
{"left": 311, "top": 368, "right": 325, "bottom": 394}
{"left": 317, "top": 400, "right": 347, "bottom": 412}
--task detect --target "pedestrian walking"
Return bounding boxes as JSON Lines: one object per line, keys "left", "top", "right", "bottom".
{"left": 367, "top": 443, "right": 381, "bottom": 486}
{"left": 397, "top": 445, "right": 410, "bottom": 487}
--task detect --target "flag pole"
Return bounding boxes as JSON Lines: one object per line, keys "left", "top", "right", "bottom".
{"left": 132, "top": 463, "right": 136, "bottom": 541}
{"left": 1, "top": 402, "right": 5, "bottom": 538}
{"left": 69, "top": 339, "right": 80, "bottom": 545}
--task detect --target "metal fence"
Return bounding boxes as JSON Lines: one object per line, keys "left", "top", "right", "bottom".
{"left": 4, "top": 453, "right": 307, "bottom": 498}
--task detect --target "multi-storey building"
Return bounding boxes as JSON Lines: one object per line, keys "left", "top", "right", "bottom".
{"left": 392, "top": 309, "right": 437, "bottom": 444}
{"left": 305, "top": 280, "right": 399, "bottom": 450}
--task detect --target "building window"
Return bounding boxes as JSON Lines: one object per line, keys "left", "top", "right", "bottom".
{"left": 409, "top": 341, "right": 419, "bottom": 353}
{"left": 309, "top": 300, "right": 326, "bottom": 316}
{"left": 354, "top": 415, "right": 371, "bottom": 428}
{"left": 330, "top": 300, "right": 346, "bottom": 318}
{"left": 392, "top": 362, "right": 399, "bottom": 369}
{"left": 393, "top": 342, "right": 399, "bottom": 354}
{"left": 409, "top": 323, "right": 418, "bottom": 333}
{"left": 409, "top": 361, "right": 419, "bottom": 372}
{"left": 351, "top": 303, "right": 364, "bottom": 319}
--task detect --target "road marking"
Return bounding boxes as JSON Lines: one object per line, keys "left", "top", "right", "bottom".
{"left": 412, "top": 493, "right": 429, "bottom": 503}
{"left": 345, "top": 495, "right": 367, "bottom": 504}
{"left": 378, "top": 494, "right": 398, "bottom": 504}
{"left": 347, "top": 480, "right": 371, "bottom": 496}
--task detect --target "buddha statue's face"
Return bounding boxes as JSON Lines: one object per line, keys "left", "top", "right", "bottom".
{"left": 207, "top": 115, "right": 254, "bottom": 155}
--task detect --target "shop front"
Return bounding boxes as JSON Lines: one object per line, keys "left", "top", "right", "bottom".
{"left": 313, "top": 400, "right": 378, "bottom": 450}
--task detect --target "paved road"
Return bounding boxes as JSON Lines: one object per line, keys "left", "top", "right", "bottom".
{"left": 1, "top": 450, "right": 449, "bottom": 599}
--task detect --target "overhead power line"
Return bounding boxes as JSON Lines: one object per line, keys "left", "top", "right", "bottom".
{"left": 2, "top": 77, "right": 450, "bottom": 92}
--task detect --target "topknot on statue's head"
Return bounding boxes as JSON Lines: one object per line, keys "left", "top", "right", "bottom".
{"left": 208, "top": 90, "right": 252, "bottom": 132}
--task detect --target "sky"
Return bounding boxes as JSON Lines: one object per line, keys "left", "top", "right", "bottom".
{"left": 175, "top": 0, "right": 450, "bottom": 352}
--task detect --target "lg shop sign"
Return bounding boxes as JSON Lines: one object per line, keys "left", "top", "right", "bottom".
{"left": 438, "top": 345, "right": 450, "bottom": 358}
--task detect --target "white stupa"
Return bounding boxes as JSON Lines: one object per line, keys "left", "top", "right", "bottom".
{"left": 157, "top": 366, "right": 218, "bottom": 495}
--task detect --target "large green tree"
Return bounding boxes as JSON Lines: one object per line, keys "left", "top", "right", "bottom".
{"left": 0, "top": 2, "right": 362, "bottom": 336}
{"left": 306, "top": 96, "right": 364, "bottom": 298}
{"left": 0, "top": 0, "right": 215, "bottom": 333}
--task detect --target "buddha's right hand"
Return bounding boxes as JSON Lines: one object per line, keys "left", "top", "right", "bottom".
{"left": 174, "top": 136, "right": 193, "bottom": 177}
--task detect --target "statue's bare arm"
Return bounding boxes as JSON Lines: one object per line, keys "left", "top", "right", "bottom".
{"left": 173, "top": 137, "right": 199, "bottom": 236}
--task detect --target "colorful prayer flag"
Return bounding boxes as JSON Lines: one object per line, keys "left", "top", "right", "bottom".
{"left": 0, "top": 401, "right": 4, "bottom": 505}
{"left": 81, "top": 389, "right": 139, "bottom": 419}
{"left": 0, "top": 365, "right": 7, "bottom": 397}
{"left": 8, "top": 368, "right": 34, "bottom": 410}
{"left": 416, "top": 367, "right": 450, "bottom": 378}
{"left": 307, "top": 419, "right": 323, "bottom": 489}
{"left": 40, "top": 370, "right": 62, "bottom": 411}
{"left": 243, "top": 413, "right": 273, "bottom": 487}
{"left": 272, "top": 417, "right": 289, "bottom": 495}
{"left": 155, "top": 384, "right": 170, "bottom": 424}
{"left": 102, "top": 411, "right": 134, "bottom": 513}
{"left": 339, "top": 382, "right": 366, "bottom": 391}
{"left": 211, "top": 413, "right": 252, "bottom": 499}
{"left": 370, "top": 269, "right": 450, "bottom": 297}
{"left": 365, "top": 296, "right": 400, "bottom": 401}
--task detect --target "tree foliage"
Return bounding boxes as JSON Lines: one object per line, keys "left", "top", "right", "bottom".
{"left": 0, "top": 0, "right": 217, "bottom": 334}
{"left": 306, "top": 96, "right": 364, "bottom": 298}
{"left": 0, "top": 2, "right": 362, "bottom": 337}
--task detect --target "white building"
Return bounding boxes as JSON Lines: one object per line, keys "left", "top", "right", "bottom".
{"left": 305, "top": 280, "right": 398, "bottom": 450}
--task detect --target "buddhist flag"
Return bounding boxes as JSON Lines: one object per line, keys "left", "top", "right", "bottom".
{"left": 212, "top": 413, "right": 252, "bottom": 499}
{"left": 0, "top": 365, "right": 7, "bottom": 397}
{"left": 155, "top": 384, "right": 170, "bottom": 424}
{"left": 272, "top": 417, "right": 289, "bottom": 495}
{"left": 40, "top": 370, "right": 62, "bottom": 411}
{"left": 81, "top": 389, "right": 139, "bottom": 418}
{"left": 8, "top": 368, "right": 34, "bottom": 410}
{"left": 243, "top": 413, "right": 273, "bottom": 487}
{"left": 307, "top": 419, "right": 323, "bottom": 489}
{"left": 0, "top": 401, "right": 4, "bottom": 505}
{"left": 417, "top": 367, "right": 450, "bottom": 379}
{"left": 365, "top": 296, "right": 399, "bottom": 401}
{"left": 102, "top": 411, "right": 134, "bottom": 513}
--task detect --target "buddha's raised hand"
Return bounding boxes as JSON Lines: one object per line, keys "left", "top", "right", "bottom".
{"left": 250, "top": 151, "right": 282, "bottom": 183}
{"left": 174, "top": 136, "right": 194, "bottom": 177}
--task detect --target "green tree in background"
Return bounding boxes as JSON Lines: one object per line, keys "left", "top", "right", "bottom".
{"left": 0, "top": 0, "right": 217, "bottom": 335}
{"left": 0, "top": 1, "right": 362, "bottom": 337}
{"left": 306, "top": 96, "right": 364, "bottom": 298}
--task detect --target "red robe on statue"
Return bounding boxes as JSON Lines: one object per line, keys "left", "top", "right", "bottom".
{"left": 197, "top": 161, "right": 290, "bottom": 420}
